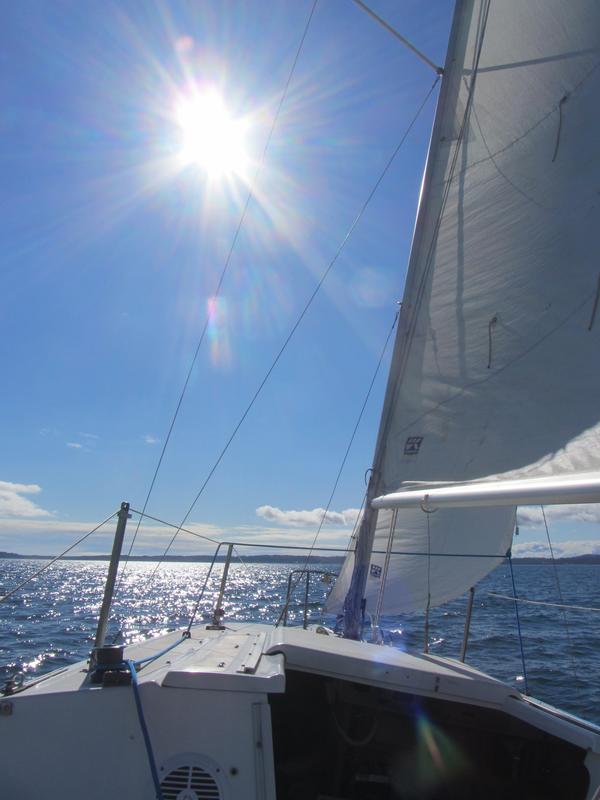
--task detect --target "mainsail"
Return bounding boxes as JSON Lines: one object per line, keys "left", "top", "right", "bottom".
{"left": 328, "top": 0, "right": 600, "bottom": 623}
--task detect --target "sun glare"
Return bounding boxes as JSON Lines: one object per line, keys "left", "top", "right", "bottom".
{"left": 175, "top": 89, "right": 249, "bottom": 179}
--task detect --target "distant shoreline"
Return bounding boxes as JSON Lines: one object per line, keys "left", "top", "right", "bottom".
{"left": 0, "top": 551, "right": 343, "bottom": 564}
{"left": 1, "top": 551, "right": 600, "bottom": 565}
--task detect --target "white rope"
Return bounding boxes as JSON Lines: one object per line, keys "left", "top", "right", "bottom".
{"left": 483, "top": 591, "right": 600, "bottom": 613}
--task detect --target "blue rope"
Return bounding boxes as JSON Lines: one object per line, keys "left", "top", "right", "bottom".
{"left": 127, "top": 659, "right": 164, "bottom": 800}
{"left": 133, "top": 632, "right": 190, "bottom": 669}
{"left": 92, "top": 635, "right": 189, "bottom": 799}
{"left": 508, "top": 552, "right": 529, "bottom": 695}
{"left": 91, "top": 634, "right": 189, "bottom": 677}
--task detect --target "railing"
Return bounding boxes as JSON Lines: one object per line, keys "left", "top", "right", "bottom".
{"left": 281, "top": 569, "right": 338, "bottom": 629}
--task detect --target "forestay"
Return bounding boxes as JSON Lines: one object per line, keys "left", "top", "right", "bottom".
{"left": 328, "top": 0, "right": 600, "bottom": 618}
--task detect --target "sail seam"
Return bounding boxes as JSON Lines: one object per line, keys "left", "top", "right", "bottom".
{"left": 442, "top": 59, "right": 600, "bottom": 187}
{"left": 392, "top": 287, "right": 597, "bottom": 443}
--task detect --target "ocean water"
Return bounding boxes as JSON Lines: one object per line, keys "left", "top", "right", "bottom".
{"left": 1, "top": 558, "right": 599, "bottom": 725}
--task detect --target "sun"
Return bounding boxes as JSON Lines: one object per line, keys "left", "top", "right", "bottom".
{"left": 175, "top": 89, "right": 250, "bottom": 180}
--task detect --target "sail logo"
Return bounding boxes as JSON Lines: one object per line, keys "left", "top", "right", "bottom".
{"left": 370, "top": 564, "right": 382, "bottom": 579}
{"left": 404, "top": 436, "right": 423, "bottom": 455}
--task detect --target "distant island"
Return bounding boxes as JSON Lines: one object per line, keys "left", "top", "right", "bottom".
{"left": 1, "top": 551, "right": 600, "bottom": 565}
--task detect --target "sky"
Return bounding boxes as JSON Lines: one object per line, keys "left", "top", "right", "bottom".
{"left": 1, "top": 0, "right": 599, "bottom": 561}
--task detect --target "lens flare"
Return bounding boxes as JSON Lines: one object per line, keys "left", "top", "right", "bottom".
{"left": 207, "top": 295, "right": 231, "bottom": 366}
{"left": 390, "top": 709, "right": 469, "bottom": 796}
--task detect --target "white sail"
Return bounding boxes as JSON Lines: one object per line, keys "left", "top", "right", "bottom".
{"left": 329, "top": 0, "right": 600, "bottom": 616}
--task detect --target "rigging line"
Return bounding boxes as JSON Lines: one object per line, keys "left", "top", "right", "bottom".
{"left": 202, "top": 542, "right": 506, "bottom": 556}
{"left": 115, "top": 0, "right": 320, "bottom": 596}
{"left": 423, "top": 509, "right": 432, "bottom": 653}
{"left": 351, "top": 0, "right": 443, "bottom": 75}
{"left": 185, "top": 542, "right": 223, "bottom": 633}
{"left": 306, "top": 311, "right": 399, "bottom": 561}
{"left": 483, "top": 591, "right": 600, "bottom": 614}
{"left": 277, "top": 310, "right": 400, "bottom": 625}
{"left": 129, "top": 508, "right": 220, "bottom": 544}
{"left": 508, "top": 552, "right": 529, "bottom": 696}
{"left": 541, "top": 504, "right": 581, "bottom": 692}
{"left": 0, "top": 510, "right": 118, "bottom": 604}
{"left": 110, "top": 516, "right": 508, "bottom": 555}
{"left": 148, "top": 77, "right": 442, "bottom": 581}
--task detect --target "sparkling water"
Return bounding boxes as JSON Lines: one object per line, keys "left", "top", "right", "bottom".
{"left": 1, "top": 559, "right": 598, "bottom": 724}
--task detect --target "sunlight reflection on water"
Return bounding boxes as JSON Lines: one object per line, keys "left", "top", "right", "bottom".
{"left": 1, "top": 559, "right": 599, "bottom": 724}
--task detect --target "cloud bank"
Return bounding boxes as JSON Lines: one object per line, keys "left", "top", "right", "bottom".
{"left": 0, "top": 481, "right": 51, "bottom": 518}
{"left": 512, "top": 539, "right": 600, "bottom": 558}
{"left": 517, "top": 504, "right": 600, "bottom": 527}
{"left": 256, "top": 505, "right": 360, "bottom": 527}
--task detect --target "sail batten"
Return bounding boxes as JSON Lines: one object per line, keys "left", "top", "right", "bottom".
{"left": 333, "top": 0, "right": 600, "bottom": 622}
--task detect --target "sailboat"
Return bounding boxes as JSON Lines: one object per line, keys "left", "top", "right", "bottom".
{"left": 2, "top": 0, "right": 600, "bottom": 797}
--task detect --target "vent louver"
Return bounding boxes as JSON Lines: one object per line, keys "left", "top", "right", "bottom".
{"left": 160, "top": 764, "right": 221, "bottom": 800}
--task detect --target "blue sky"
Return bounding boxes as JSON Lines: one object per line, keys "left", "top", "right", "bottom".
{"left": 1, "top": 0, "right": 598, "bottom": 560}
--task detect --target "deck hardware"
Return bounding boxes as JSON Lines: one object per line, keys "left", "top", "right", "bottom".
{"left": 2, "top": 673, "right": 24, "bottom": 696}
{"left": 207, "top": 543, "right": 234, "bottom": 630}
{"left": 281, "top": 569, "right": 337, "bottom": 627}
{"left": 89, "top": 644, "right": 131, "bottom": 686}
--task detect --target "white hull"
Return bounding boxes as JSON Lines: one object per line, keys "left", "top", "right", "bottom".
{"left": 2, "top": 623, "right": 599, "bottom": 799}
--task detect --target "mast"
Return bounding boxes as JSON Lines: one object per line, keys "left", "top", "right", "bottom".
{"left": 342, "top": 2, "right": 471, "bottom": 639}
{"left": 328, "top": 0, "right": 600, "bottom": 624}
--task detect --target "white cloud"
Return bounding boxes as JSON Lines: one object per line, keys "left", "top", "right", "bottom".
{"left": 0, "top": 511, "right": 355, "bottom": 556}
{"left": 0, "top": 481, "right": 52, "bottom": 518}
{"left": 512, "top": 539, "right": 600, "bottom": 558}
{"left": 517, "top": 504, "right": 600, "bottom": 527}
{"left": 143, "top": 435, "right": 160, "bottom": 445}
{"left": 78, "top": 432, "right": 99, "bottom": 440}
{"left": 256, "top": 505, "right": 360, "bottom": 527}
{"left": 66, "top": 442, "right": 82, "bottom": 449}
{"left": 40, "top": 427, "right": 59, "bottom": 437}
